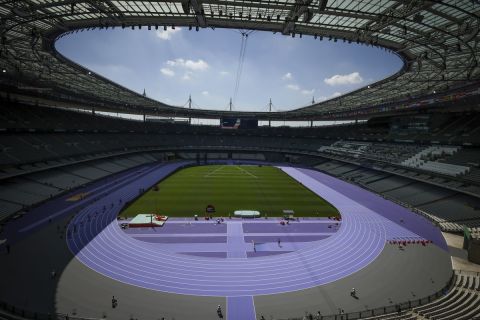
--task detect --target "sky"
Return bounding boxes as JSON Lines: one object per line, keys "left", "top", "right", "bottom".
{"left": 55, "top": 27, "right": 403, "bottom": 112}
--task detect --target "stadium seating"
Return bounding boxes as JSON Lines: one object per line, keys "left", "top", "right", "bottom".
{"left": 0, "top": 152, "right": 165, "bottom": 222}
{"left": 336, "top": 272, "right": 480, "bottom": 320}
{"left": 1, "top": 102, "right": 479, "bottom": 231}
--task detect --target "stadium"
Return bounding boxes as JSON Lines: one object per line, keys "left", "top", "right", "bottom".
{"left": 0, "top": 1, "right": 480, "bottom": 320}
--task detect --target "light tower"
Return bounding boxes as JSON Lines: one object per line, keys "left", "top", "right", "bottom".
{"left": 188, "top": 94, "right": 192, "bottom": 124}
{"left": 268, "top": 98, "right": 273, "bottom": 127}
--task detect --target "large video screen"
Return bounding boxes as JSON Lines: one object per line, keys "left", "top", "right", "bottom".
{"left": 221, "top": 118, "right": 258, "bottom": 129}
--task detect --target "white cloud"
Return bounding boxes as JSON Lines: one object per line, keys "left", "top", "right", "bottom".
{"left": 286, "top": 84, "right": 300, "bottom": 91}
{"left": 281, "top": 72, "right": 293, "bottom": 80}
{"left": 156, "top": 27, "right": 182, "bottom": 40}
{"left": 167, "top": 58, "right": 209, "bottom": 71}
{"left": 201, "top": 91, "right": 209, "bottom": 96}
{"left": 301, "top": 89, "right": 315, "bottom": 95}
{"left": 324, "top": 72, "right": 363, "bottom": 86}
{"left": 160, "top": 68, "right": 175, "bottom": 77}
{"left": 219, "top": 71, "right": 230, "bottom": 76}
{"left": 182, "top": 72, "right": 193, "bottom": 80}
{"left": 332, "top": 92, "right": 342, "bottom": 97}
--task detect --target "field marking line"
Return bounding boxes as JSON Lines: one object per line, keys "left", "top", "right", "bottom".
{"left": 204, "top": 165, "right": 226, "bottom": 178}
{"left": 235, "top": 165, "right": 258, "bottom": 179}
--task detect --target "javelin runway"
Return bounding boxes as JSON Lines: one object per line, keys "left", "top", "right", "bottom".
{"left": 64, "top": 164, "right": 444, "bottom": 298}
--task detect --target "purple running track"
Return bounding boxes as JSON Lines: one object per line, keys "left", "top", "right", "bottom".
{"left": 62, "top": 164, "right": 446, "bottom": 298}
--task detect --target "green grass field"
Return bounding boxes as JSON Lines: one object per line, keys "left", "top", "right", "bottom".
{"left": 120, "top": 165, "right": 339, "bottom": 218}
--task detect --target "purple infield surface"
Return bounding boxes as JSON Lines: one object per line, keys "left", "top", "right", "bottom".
{"left": 52, "top": 162, "right": 446, "bottom": 300}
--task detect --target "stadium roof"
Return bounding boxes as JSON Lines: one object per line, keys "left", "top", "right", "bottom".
{"left": 0, "top": 0, "right": 479, "bottom": 120}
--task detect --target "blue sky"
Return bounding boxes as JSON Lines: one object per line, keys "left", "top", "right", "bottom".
{"left": 56, "top": 27, "right": 403, "bottom": 112}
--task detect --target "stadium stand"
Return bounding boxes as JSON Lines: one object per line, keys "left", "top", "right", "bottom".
{"left": 2, "top": 103, "right": 479, "bottom": 234}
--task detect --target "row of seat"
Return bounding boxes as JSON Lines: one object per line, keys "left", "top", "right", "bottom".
{"left": 359, "top": 273, "right": 480, "bottom": 320}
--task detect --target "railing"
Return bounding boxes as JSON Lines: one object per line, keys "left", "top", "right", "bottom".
{"left": 280, "top": 273, "right": 455, "bottom": 320}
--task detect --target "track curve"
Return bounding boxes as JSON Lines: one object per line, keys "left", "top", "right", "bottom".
{"left": 66, "top": 163, "right": 432, "bottom": 296}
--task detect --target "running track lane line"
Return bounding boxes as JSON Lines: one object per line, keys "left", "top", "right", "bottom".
{"left": 227, "top": 296, "right": 256, "bottom": 320}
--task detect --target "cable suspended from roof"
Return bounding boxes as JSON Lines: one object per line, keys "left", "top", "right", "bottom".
{"left": 232, "top": 30, "right": 255, "bottom": 108}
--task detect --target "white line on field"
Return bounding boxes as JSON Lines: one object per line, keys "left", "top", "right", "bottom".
{"left": 235, "top": 166, "right": 258, "bottom": 179}
{"left": 204, "top": 165, "right": 225, "bottom": 178}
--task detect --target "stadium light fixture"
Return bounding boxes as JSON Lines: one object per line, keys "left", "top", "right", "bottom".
{"left": 2, "top": 69, "right": 6, "bottom": 73}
